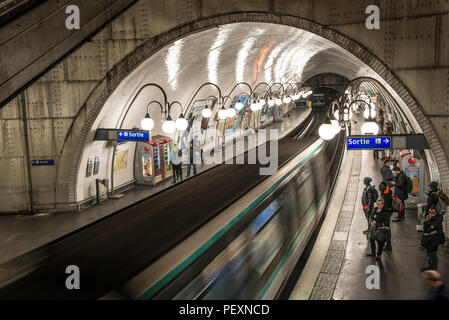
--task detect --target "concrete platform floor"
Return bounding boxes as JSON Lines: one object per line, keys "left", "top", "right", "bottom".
{"left": 0, "top": 107, "right": 310, "bottom": 265}
{"left": 291, "top": 118, "right": 449, "bottom": 300}
{"left": 332, "top": 149, "right": 449, "bottom": 300}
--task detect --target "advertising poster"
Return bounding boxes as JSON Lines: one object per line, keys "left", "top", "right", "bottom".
{"left": 142, "top": 155, "right": 152, "bottom": 177}
{"left": 86, "top": 158, "right": 93, "bottom": 177}
{"left": 93, "top": 156, "right": 100, "bottom": 175}
{"left": 184, "top": 98, "right": 217, "bottom": 149}
{"left": 224, "top": 95, "right": 247, "bottom": 136}
{"left": 406, "top": 167, "right": 419, "bottom": 194}
{"left": 114, "top": 149, "right": 129, "bottom": 173}
{"left": 260, "top": 104, "right": 268, "bottom": 124}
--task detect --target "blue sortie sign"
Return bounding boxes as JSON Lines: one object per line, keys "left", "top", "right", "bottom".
{"left": 117, "top": 130, "right": 149, "bottom": 142}
{"left": 31, "top": 159, "right": 54, "bottom": 166}
{"left": 347, "top": 137, "right": 391, "bottom": 149}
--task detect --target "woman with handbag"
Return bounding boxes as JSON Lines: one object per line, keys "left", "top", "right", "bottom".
{"left": 367, "top": 198, "right": 390, "bottom": 262}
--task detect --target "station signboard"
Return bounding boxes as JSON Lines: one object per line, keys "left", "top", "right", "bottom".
{"left": 31, "top": 159, "right": 54, "bottom": 166}
{"left": 347, "top": 136, "right": 391, "bottom": 150}
{"left": 117, "top": 130, "right": 150, "bottom": 142}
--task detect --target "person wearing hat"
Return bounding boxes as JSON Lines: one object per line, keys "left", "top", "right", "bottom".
{"left": 426, "top": 181, "right": 440, "bottom": 217}
{"left": 362, "top": 176, "right": 378, "bottom": 234}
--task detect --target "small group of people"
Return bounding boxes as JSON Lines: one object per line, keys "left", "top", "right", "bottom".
{"left": 170, "top": 137, "right": 203, "bottom": 184}
{"left": 361, "top": 160, "right": 447, "bottom": 269}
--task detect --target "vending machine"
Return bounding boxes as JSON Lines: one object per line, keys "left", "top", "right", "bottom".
{"left": 134, "top": 136, "right": 173, "bottom": 185}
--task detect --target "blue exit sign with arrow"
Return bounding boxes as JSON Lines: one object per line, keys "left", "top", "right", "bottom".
{"left": 117, "top": 130, "right": 149, "bottom": 142}
{"left": 347, "top": 136, "right": 391, "bottom": 149}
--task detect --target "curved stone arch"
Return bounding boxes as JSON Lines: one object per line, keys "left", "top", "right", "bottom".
{"left": 57, "top": 12, "right": 449, "bottom": 207}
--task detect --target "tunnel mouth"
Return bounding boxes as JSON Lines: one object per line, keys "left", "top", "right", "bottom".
{"left": 59, "top": 15, "right": 446, "bottom": 207}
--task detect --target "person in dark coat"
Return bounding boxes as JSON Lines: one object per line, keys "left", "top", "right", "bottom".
{"left": 366, "top": 198, "right": 390, "bottom": 262}
{"left": 186, "top": 138, "right": 199, "bottom": 178}
{"left": 378, "top": 108, "right": 385, "bottom": 133}
{"left": 391, "top": 166, "right": 408, "bottom": 221}
{"left": 421, "top": 206, "right": 444, "bottom": 271}
{"left": 362, "top": 177, "right": 377, "bottom": 234}
{"left": 426, "top": 181, "right": 440, "bottom": 216}
{"left": 423, "top": 270, "right": 449, "bottom": 300}
{"left": 379, "top": 182, "right": 393, "bottom": 250}
{"left": 175, "top": 149, "right": 183, "bottom": 182}
{"left": 380, "top": 160, "right": 394, "bottom": 187}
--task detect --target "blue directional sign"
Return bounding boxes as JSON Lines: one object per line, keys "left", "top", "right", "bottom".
{"left": 117, "top": 130, "right": 149, "bottom": 142}
{"left": 347, "top": 136, "right": 391, "bottom": 150}
{"left": 31, "top": 159, "right": 54, "bottom": 166}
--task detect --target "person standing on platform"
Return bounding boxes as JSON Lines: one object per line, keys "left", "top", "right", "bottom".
{"left": 366, "top": 198, "right": 389, "bottom": 262}
{"left": 391, "top": 166, "right": 408, "bottom": 222}
{"left": 380, "top": 159, "right": 394, "bottom": 187}
{"left": 362, "top": 177, "right": 377, "bottom": 234}
{"left": 175, "top": 149, "right": 183, "bottom": 183}
{"left": 421, "top": 206, "right": 444, "bottom": 271}
{"left": 425, "top": 181, "right": 449, "bottom": 216}
{"left": 378, "top": 108, "right": 385, "bottom": 134}
{"left": 186, "top": 138, "right": 199, "bottom": 178}
{"left": 170, "top": 146, "right": 181, "bottom": 184}
{"left": 423, "top": 270, "right": 449, "bottom": 300}
{"left": 379, "top": 182, "right": 393, "bottom": 251}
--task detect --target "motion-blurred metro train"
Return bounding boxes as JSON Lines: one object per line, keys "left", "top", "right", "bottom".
{"left": 112, "top": 128, "right": 343, "bottom": 300}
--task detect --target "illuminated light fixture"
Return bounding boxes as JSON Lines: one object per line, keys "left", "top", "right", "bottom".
{"left": 175, "top": 114, "right": 188, "bottom": 131}
{"left": 141, "top": 113, "right": 154, "bottom": 131}
{"left": 333, "top": 109, "right": 339, "bottom": 120}
{"left": 275, "top": 98, "right": 282, "bottom": 106}
{"left": 227, "top": 107, "right": 236, "bottom": 118}
{"left": 202, "top": 107, "right": 212, "bottom": 118}
{"left": 343, "top": 108, "right": 353, "bottom": 121}
{"left": 259, "top": 98, "right": 266, "bottom": 106}
{"left": 364, "top": 107, "right": 376, "bottom": 119}
{"left": 268, "top": 98, "right": 275, "bottom": 106}
{"left": 330, "top": 119, "right": 340, "bottom": 135}
{"left": 302, "top": 90, "right": 313, "bottom": 98}
{"left": 162, "top": 115, "right": 176, "bottom": 134}
{"left": 235, "top": 101, "right": 244, "bottom": 110}
{"left": 250, "top": 101, "right": 258, "bottom": 112}
{"left": 361, "top": 120, "right": 379, "bottom": 135}
{"left": 283, "top": 96, "right": 291, "bottom": 103}
{"left": 218, "top": 107, "right": 228, "bottom": 120}
{"left": 318, "top": 119, "right": 336, "bottom": 140}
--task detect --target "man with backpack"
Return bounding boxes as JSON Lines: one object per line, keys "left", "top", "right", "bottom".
{"left": 391, "top": 166, "right": 411, "bottom": 222}
{"left": 380, "top": 159, "right": 394, "bottom": 187}
{"left": 426, "top": 181, "right": 449, "bottom": 216}
{"left": 362, "top": 177, "right": 378, "bottom": 234}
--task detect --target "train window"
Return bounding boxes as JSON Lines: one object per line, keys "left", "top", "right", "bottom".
{"left": 312, "top": 152, "right": 329, "bottom": 199}
{"left": 249, "top": 199, "right": 280, "bottom": 234}
{"left": 296, "top": 166, "right": 315, "bottom": 222}
{"left": 248, "top": 214, "right": 284, "bottom": 278}
{"left": 174, "top": 233, "right": 253, "bottom": 300}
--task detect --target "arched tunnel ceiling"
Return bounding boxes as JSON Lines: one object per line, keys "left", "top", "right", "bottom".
{"left": 92, "top": 22, "right": 398, "bottom": 136}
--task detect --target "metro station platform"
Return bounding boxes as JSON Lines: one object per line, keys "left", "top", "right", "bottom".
{"left": 290, "top": 123, "right": 449, "bottom": 300}
{"left": 0, "top": 107, "right": 310, "bottom": 265}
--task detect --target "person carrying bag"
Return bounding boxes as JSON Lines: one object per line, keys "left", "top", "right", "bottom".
{"left": 366, "top": 198, "right": 390, "bottom": 262}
